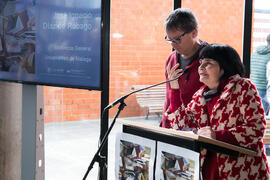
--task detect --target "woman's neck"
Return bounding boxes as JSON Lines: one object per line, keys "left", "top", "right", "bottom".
{"left": 207, "top": 82, "right": 220, "bottom": 90}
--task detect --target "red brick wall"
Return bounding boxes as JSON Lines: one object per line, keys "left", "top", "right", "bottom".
{"left": 252, "top": 10, "right": 270, "bottom": 49}
{"left": 44, "top": 0, "right": 246, "bottom": 122}
{"left": 44, "top": 87, "right": 101, "bottom": 122}
{"left": 183, "top": 0, "right": 244, "bottom": 56}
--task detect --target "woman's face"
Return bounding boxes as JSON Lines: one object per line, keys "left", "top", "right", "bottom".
{"left": 198, "top": 58, "right": 224, "bottom": 90}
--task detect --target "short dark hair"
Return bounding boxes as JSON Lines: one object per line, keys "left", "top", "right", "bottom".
{"left": 164, "top": 8, "right": 198, "bottom": 33}
{"left": 267, "top": 34, "right": 270, "bottom": 45}
{"left": 199, "top": 44, "right": 246, "bottom": 79}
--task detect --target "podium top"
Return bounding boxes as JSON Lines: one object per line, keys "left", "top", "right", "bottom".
{"left": 117, "top": 119, "right": 257, "bottom": 156}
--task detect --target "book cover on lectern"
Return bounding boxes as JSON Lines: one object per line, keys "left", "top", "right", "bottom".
{"left": 115, "top": 132, "right": 156, "bottom": 180}
{"left": 155, "top": 142, "right": 200, "bottom": 180}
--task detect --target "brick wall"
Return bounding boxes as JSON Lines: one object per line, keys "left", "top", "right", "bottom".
{"left": 44, "top": 0, "right": 246, "bottom": 122}
{"left": 253, "top": 10, "right": 270, "bottom": 50}
{"left": 183, "top": 0, "right": 244, "bottom": 55}
{"left": 44, "top": 87, "right": 101, "bottom": 122}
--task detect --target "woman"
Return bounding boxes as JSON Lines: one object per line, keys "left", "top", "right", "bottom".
{"left": 165, "top": 44, "right": 270, "bottom": 179}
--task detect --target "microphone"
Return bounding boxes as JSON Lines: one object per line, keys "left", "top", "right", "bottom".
{"left": 104, "top": 68, "right": 189, "bottom": 110}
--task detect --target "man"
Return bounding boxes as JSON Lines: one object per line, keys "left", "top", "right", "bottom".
{"left": 251, "top": 34, "right": 270, "bottom": 114}
{"left": 160, "top": 8, "right": 208, "bottom": 128}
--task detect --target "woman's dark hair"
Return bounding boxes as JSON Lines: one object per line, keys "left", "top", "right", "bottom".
{"left": 164, "top": 8, "right": 198, "bottom": 33}
{"left": 199, "top": 44, "right": 246, "bottom": 79}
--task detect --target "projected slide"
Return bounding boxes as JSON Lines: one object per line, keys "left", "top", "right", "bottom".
{"left": 0, "top": 0, "right": 101, "bottom": 89}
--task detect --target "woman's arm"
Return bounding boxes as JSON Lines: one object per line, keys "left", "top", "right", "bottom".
{"left": 228, "top": 79, "right": 266, "bottom": 148}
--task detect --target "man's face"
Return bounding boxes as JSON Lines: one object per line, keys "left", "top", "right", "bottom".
{"left": 165, "top": 29, "right": 196, "bottom": 56}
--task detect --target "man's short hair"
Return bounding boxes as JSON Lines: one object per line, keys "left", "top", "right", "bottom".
{"left": 164, "top": 8, "right": 198, "bottom": 33}
{"left": 267, "top": 34, "right": 270, "bottom": 45}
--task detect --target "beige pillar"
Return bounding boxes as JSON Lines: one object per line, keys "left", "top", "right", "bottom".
{"left": 0, "top": 82, "right": 22, "bottom": 180}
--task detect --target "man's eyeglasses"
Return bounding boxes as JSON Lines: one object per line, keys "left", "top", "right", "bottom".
{"left": 164, "top": 32, "right": 187, "bottom": 44}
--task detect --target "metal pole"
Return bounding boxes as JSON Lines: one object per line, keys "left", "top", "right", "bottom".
{"left": 242, "top": 0, "right": 253, "bottom": 77}
{"left": 174, "top": 0, "right": 181, "bottom": 9}
{"left": 99, "top": 0, "right": 111, "bottom": 179}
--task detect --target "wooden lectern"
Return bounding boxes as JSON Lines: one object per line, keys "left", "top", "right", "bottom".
{"left": 116, "top": 119, "right": 257, "bottom": 180}
{"left": 117, "top": 119, "right": 257, "bottom": 158}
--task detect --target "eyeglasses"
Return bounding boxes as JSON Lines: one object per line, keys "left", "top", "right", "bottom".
{"left": 164, "top": 32, "right": 187, "bottom": 44}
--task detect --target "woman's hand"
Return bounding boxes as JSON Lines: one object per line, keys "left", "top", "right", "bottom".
{"left": 167, "top": 62, "right": 183, "bottom": 89}
{"left": 197, "top": 126, "right": 216, "bottom": 139}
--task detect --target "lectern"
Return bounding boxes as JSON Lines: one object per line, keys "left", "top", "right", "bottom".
{"left": 116, "top": 119, "right": 256, "bottom": 180}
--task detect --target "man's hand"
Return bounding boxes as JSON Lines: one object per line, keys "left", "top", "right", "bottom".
{"left": 167, "top": 61, "right": 182, "bottom": 89}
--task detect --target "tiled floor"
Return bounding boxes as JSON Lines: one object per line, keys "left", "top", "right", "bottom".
{"left": 45, "top": 116, "right": 270, "bottom": 180}
{"left": 45, "top": 116, "right": 160, "bottom": 180}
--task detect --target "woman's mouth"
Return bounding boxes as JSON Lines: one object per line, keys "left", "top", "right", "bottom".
{"left": 199, "top": 73, "right": 207, "bottom": 77}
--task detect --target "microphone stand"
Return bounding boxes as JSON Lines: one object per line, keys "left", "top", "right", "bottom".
{"left": 82, "top": 69, "right": 188, "bottom": 180}
{"left": 82, "top": 101, "right": 126, "bottom": 180}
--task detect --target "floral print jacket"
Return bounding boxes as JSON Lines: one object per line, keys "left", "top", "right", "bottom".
{"left": 166, "top": 75, "right": 270, "bottom": 179}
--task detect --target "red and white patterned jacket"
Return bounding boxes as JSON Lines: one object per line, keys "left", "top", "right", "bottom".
{"left": 166, "top": 75, "right": 270, "bottom": 179}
